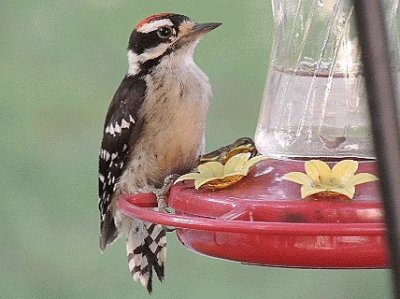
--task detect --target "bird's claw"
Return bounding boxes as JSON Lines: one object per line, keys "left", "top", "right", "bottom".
{"left": 154, "top": 174, "right": 179, "bottom": 232}
{"left": 155, "top": 173, "right": 179, "bottom": 212}
{"left": 200, "top": 137, "right": 258, "bottom": 164}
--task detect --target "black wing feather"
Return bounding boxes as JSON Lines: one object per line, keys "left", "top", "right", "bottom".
{"left": 98, "top": 75, "right": 146, "bottom": 250}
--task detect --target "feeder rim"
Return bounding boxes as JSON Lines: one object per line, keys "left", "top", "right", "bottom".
{"left": 117, "top": 194, "right": 386, "bottom": 236}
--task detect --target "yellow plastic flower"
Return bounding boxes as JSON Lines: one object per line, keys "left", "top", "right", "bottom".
{"left": 175, "top": 153, "right": 268, "bottom": 190}
{"left": 282, "top": 160, "right": 378, "bottom": 199}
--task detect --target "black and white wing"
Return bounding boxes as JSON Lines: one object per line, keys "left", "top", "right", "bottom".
{"left": 98, "top": 75, "right": 146, "bottom": 250}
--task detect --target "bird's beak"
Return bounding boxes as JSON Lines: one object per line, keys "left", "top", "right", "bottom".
{"left": 175, "top": 22, "right": 221, "bottom": 48}
{"left": 190, "top": 22, "right": 222, "bottom": 35}
{"left": 184, "top": 22, "right": 222, "bottom": 41}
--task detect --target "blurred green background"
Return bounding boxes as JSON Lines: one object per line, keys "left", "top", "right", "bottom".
{"left": 0, "top": 1, "right": 392, "bottom": 298}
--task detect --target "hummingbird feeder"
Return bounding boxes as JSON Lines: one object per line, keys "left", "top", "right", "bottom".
{"left": 118, "top": 0, "right": 400, "bottom": 274}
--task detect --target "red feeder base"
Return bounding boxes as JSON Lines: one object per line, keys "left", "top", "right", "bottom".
{"left": 117, "top": 159, "right": 389, "bottom": 269}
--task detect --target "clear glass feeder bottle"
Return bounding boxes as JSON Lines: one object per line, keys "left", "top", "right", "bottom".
{"left": 255, "top": 0, "right": 400, "bottom": 159}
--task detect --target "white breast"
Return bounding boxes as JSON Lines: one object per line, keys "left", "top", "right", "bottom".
{"left": 119, "top": 54, "right": 212, "bottom": 193}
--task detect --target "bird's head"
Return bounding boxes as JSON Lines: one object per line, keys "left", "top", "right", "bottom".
{"left": 127, "top": 13, "right": 221, "bottom": 76}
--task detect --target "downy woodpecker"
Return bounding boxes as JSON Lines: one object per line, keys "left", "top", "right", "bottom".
{"left": 98, "top": 13, "right": 221, "bottom": 292}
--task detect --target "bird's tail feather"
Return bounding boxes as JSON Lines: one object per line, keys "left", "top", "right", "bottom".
{"left": 126, "top": 221, "right": 166, "bottom": 293}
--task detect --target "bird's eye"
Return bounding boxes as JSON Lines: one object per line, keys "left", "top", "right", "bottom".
{"left": 157, "top": 26, "right": 173, "bottom": 39}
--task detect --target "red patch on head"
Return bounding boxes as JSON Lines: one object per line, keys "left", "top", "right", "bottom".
{"left": 135, "top": 13, "right": 173, "bottom": 30}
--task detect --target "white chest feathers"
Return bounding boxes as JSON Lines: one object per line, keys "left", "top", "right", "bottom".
{"left": 121, "top": 55, "right": 212, "bottom": 191}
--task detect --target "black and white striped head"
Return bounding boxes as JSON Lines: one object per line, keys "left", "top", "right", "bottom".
{"left": 127, "top": 13, "right": 221, "bottom": 76}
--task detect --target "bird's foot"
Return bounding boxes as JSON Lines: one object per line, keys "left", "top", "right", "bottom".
{"left": 155, "top": 174, "right": 179, "bottom": 213}
{"left": 155, "top": 174, "right": 179, "bottom": 232}
{"left": 200, "top": 137, "right": 257, "bottom": 164}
